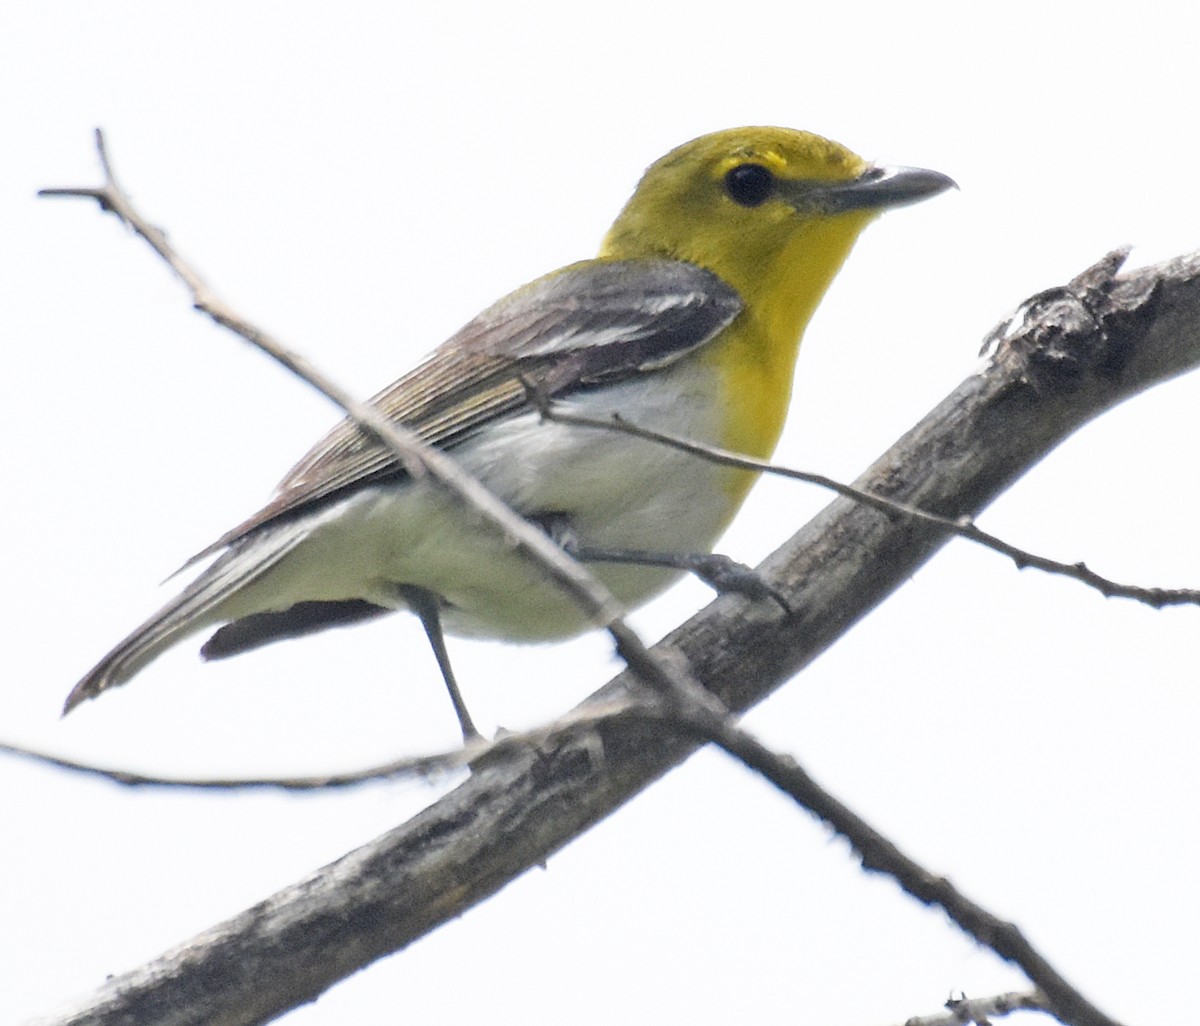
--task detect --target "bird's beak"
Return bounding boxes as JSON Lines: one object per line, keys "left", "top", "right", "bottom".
{"left": 790, "top": 165, "right": 957, "bottom": 214}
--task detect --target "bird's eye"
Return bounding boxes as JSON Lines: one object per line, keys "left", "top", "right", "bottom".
{"left": 724, "top": 164, "right": 775, "bottom": 207}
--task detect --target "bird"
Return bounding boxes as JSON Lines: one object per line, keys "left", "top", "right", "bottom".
{"left": 65, "top": 127, "right": 953, "bottom": 740}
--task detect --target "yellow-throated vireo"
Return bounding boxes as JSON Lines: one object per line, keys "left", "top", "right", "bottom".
{"left": 66, "top": 127, "right": 953, "bottom": 739}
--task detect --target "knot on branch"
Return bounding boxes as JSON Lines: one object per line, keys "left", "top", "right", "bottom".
{"left": 985, "top": 247, "right": 1163, "bottom": 391}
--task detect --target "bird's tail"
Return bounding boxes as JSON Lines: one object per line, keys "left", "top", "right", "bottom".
{"left": 64, "top": 596, "right": 219, "bottom": 714}
{"left": 64, "top": 529, "right": 306, "bottom": 714}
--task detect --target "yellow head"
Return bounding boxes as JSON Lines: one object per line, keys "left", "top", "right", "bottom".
{"left": 601, "top": 127, "right": 951, "bottom": 356}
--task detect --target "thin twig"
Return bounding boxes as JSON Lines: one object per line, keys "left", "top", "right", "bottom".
{"left": 40, "top": 129, "right": 686, "bottom": 709}
{"left": 0, "top": 697, "right": 638, "bottom": 791}
{"left": 0, "top": 738, "right": 469, "bottom": 790}
{"left": 896, "top": 990, "right": 1051, "bottom": 1026}
{"left": 658, "top": 702, "right": 1122, "bottom": 1026}
{"left": 535, "top": 402, "right": 1200, "bottom": 609}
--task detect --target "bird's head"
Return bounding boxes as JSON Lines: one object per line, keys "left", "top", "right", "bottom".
{"left": 601, "top": 127, "right": 953, "bottom": 330}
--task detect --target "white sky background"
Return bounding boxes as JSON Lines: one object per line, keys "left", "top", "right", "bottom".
{"left": 3, "top": 2, "right": 1198, "bottom": 1023}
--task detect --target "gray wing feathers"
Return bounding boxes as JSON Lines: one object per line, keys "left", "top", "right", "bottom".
{"left": 190, "top": 260, "right": 742, "bottom": 561}
{"left": 471, "top": 260, "right": 742, "bottom": 371}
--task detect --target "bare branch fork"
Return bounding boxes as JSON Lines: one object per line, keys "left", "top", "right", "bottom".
{"left": 29, "top": 131, "right": 1200, "bottom": 1026}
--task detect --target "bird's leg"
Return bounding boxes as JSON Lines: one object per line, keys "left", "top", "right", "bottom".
{"left": 537, "top": 514, "right": 790, "bottom": 612}
{"left": 395, "top": 585, "right": 480, "bottom": 745}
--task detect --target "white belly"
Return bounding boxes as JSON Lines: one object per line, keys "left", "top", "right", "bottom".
{"left": 221, "top": 365, "right": 756, "bottom": 641}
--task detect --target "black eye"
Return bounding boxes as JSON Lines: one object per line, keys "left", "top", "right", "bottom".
{"left": 724, "top": 164, "right": 775, "bottom": 207}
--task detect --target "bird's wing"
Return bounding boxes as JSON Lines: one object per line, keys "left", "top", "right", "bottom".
{"left": 186, "top": 259, "right": 742, "bottom": 561}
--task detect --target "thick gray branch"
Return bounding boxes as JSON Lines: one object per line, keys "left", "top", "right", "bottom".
{"left": 30, "top": 249, "right": 1200, "bottom": 1026}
